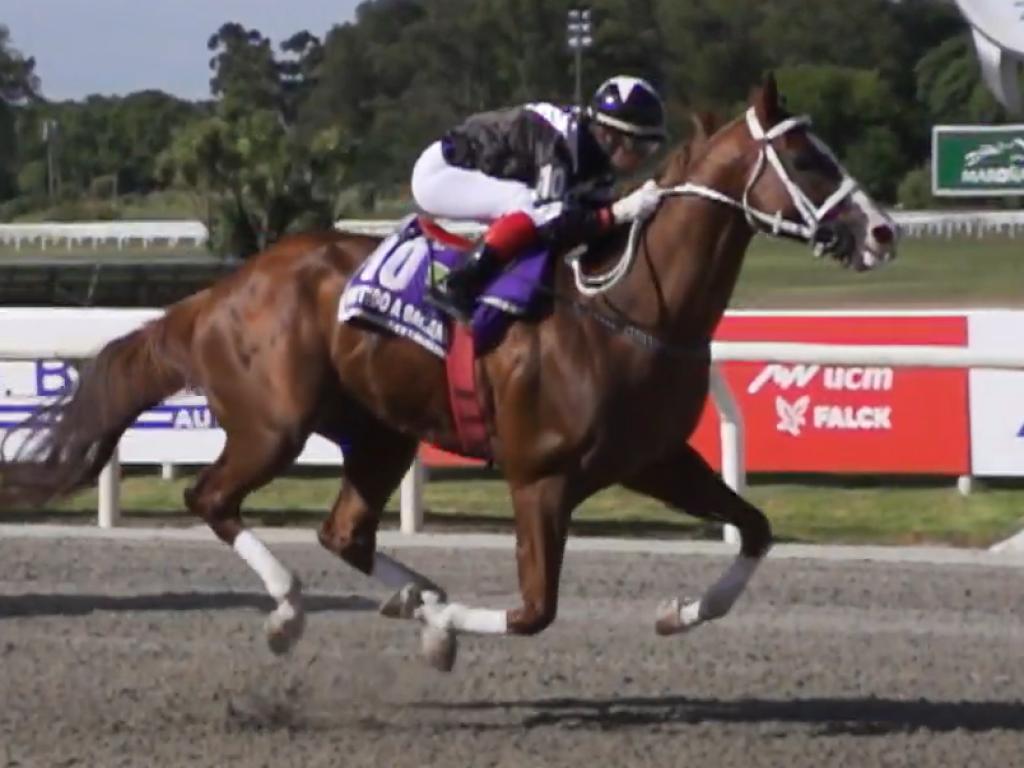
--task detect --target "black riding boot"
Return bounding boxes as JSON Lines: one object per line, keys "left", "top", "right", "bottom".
{"left": 432, "top": 241, "right": 502, "bottom": 323}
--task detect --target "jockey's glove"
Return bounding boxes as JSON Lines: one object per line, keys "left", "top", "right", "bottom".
{"left": 610, "top": 179, "right": 663, "bottom": 225}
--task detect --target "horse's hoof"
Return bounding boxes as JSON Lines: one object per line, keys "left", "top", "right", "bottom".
{"left": 421, "top": 624, "right": 458, "bottom": 672}
{"left": 265, "top": 605, "right": 306, "bottom": 656}
{"left": 379, "top": 583, "right": 424, "bottom": 620}
{"left": 419, "top": 582, "right": 449, "bottom": 605}
{"left": 655, "top": 597, "right": 704, "bottom": 636}
{"left": 654, "top": 598, "right": 684, "bottom": 636}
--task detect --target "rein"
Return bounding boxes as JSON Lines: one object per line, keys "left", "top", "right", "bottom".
{"left": 410, "top": 104, "right": 865, "bottom": 358}
{"left": 569, "top": 107, "right": 861, "bottom": 297}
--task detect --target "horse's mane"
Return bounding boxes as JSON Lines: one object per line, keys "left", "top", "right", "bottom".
{"left": 655, "top": 109, "right": 724, "bottom": 188}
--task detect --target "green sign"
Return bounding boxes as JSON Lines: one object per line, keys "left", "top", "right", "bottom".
{"left": 931, "top": 125, "right": 1024, "bottom": 197}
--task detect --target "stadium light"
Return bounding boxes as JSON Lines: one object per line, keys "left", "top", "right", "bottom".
{"left": 566, "top": 8, "right": 593, "bottom": 106}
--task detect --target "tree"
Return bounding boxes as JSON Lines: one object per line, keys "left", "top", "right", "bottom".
{"left": 161, "top": 25, "right": 353, "bottom": 257}
{"left": 0, "top": 0, "right": 1008, "bottom": 216}
{"left": 0, "top": 25, "right": 39, "bottom": 201}
{"left": 916, "top": 34, "right": 1004, "bottom": 127}
{"left": 775, "top": 64, "right": 907, "bottom": 199}
{"left": 13, "top": 91, "right": 203, "bottom": 200}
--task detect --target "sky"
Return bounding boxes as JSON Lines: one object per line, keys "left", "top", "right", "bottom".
{"left": 5, "top": 0, "right": 361, "bottom": 101}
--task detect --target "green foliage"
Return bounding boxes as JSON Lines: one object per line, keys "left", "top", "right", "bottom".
{"left": 157, "top": 24, "right": 355, "bottom": 257}
{"left": 15, "top": 160, "right": 46, "bottom": 198}
{"left": 897, "top": 166, "right": 935, "bottom": 209}
{"left": 0, "top": 0, "right": 1016, "bottom": 223}
{"left": 0, "top": 24, "right": 39, "bottom": 201}
{"left": 775, "top": 65, "right": 908, "bottom": 199}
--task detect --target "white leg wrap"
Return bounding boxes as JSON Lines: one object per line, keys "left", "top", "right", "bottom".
{"left": 421, "top": 601, "right": 508, "bottom": 636}
{"left": 233, "top": 530, "right": 294, "bottom": 600}
{"left": 683, "top": 554, "right": 761, "bottom": 626}
{"left": 234, "top": 529, "right": 305, "bottom": 655}
{"left": 371, "top": 551, "right": 428, "bottom": 589}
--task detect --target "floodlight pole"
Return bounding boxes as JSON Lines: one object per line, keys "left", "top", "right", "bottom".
{"left": 567, "top": 8, "right": 593, "bottom": 107}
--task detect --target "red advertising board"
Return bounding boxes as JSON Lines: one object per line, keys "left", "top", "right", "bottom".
{"left": 421, "top": 443, "right": 481, "bottom": 468}
{"left": 422, "top": 312, "right": 971, "bottom": 475}
{"left": 688, "top": 313, "right": 970, "bottom": 474}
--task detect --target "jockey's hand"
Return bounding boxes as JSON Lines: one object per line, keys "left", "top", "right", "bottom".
{"left": 611, "top": 179, "right": 663, "bottom": 225}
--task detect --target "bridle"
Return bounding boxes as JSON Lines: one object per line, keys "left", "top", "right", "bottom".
{"left": 569, "top": 106, "right": 862, "bottom": 296}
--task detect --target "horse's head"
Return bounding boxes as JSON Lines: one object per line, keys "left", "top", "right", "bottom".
{"left": 700, "top": 71, "right": 897, "bottom": 271}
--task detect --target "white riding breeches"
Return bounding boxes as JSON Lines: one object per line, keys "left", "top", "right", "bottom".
{"left": 410, "top": 141, "right": 562, "bottom": 226}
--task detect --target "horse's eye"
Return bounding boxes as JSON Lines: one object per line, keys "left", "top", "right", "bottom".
{"left": 790, "top": 141, "right": 841, "bottom": 176}
{"left": 792, "top": 149, "right": 827, "bottom": 173}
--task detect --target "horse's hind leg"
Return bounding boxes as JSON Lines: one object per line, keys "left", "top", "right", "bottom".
{"left": 316, "top": 415, "right": 449, "bottom": 605}
{"left": 622, "top": 442, "right": 773, "bottom": 635}
{"left": 316, "top": 414, "right": 467, "bottom": 669}
{"left": 394, "top": 473, "right": 586, "bottom": 670}
{"left": 184, "top": 428, "right": 306, "bottom": 655}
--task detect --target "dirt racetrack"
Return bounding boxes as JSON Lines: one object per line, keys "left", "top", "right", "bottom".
{"left": 1, "top": 533, "right": 1024, "bottom": 768}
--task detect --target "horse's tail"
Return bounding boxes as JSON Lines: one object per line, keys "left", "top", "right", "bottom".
{"left": 0, "top": 296, "right": 202, "bottom": 508}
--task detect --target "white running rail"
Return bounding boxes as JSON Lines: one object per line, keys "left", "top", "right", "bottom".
{"left": 2, "top": 209, "right": 1024, "bottom": 248}
{"left": 3, "top": 338, "right": 1024, "bottom": 542}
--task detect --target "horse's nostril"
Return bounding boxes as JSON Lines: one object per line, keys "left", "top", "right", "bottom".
{"left": 871, "top": 224, "right": 894, "bottom": 245}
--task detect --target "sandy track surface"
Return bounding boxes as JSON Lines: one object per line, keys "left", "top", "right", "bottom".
{"left": 1, "top": 537, "right": 1022, "bottom": 768}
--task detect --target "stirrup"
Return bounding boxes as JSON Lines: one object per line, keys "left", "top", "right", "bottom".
{"left": 426, "top": 280, "right": 476, "bottom": 324}
{"left": 427, "top": 246, "right": 490, "bottom": 323}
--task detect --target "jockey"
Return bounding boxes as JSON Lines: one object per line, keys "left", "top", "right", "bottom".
{"left": 410, "top": 75, "right": 669, "bottom": 321}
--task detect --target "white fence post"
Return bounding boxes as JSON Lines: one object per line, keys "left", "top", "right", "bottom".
{"left": 399, "top": 458, "right": 425, "bottom": 533}
{"left": 710, "top": 365, "right": 746, "bottom": 545}
{"left": 956, "top": 475, "right": 974, "bottom": 496}
{"left": 97, "top": 446, "right": 120, "bottom": 529}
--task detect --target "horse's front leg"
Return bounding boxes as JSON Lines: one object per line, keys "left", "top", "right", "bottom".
{"left": 622, "top": 442, "right": 773, "bottom": 635}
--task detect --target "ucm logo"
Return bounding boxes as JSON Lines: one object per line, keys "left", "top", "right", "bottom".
{"left": 748, "top": 364, "right": 820, "bottom": 394}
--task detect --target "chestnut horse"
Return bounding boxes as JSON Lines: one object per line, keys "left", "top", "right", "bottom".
{"left": 0, "top": 73, "right": 897, "bottom": 671}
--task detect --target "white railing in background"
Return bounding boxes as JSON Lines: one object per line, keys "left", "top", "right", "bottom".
{"left": 4, "top": 334, "right": 1024, "bottom": 543}
{"left": 91, "top": 445, "right": 430, "bottom": 534}
{"left": 0, "top": 221, "right": 209, "bottom": 249}
{"left": 2, "top": 209, "right": 1024, "bottom": 249}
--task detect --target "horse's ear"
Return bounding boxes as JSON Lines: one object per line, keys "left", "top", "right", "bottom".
{"left": 688, "top": 109, "right": 720, "bottom": 142}
{"left": 750, "top": 70, "right": 781, "bottom": 126}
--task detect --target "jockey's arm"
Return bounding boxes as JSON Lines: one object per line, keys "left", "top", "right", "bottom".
{"left": 524, "top": 106, "right": 660, "bottom": 250}
{"left": 535, "top": 176, "right": 661, "bottom": 252}
{"left": 518, "top": 111, "right": 612, "bottom": 247}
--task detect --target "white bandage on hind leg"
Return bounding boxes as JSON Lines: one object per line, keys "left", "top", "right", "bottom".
{"left": 371, "top": 551, "right": 431, "bottom": 589}
{"left": 682, "top": 555, "right": 761, "bottom": 625}
{"left": 233, "top": 530, "right": 294, "bottom": 600}
{"left": 425, "top": 602, "right": 508, "bottom": 635}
